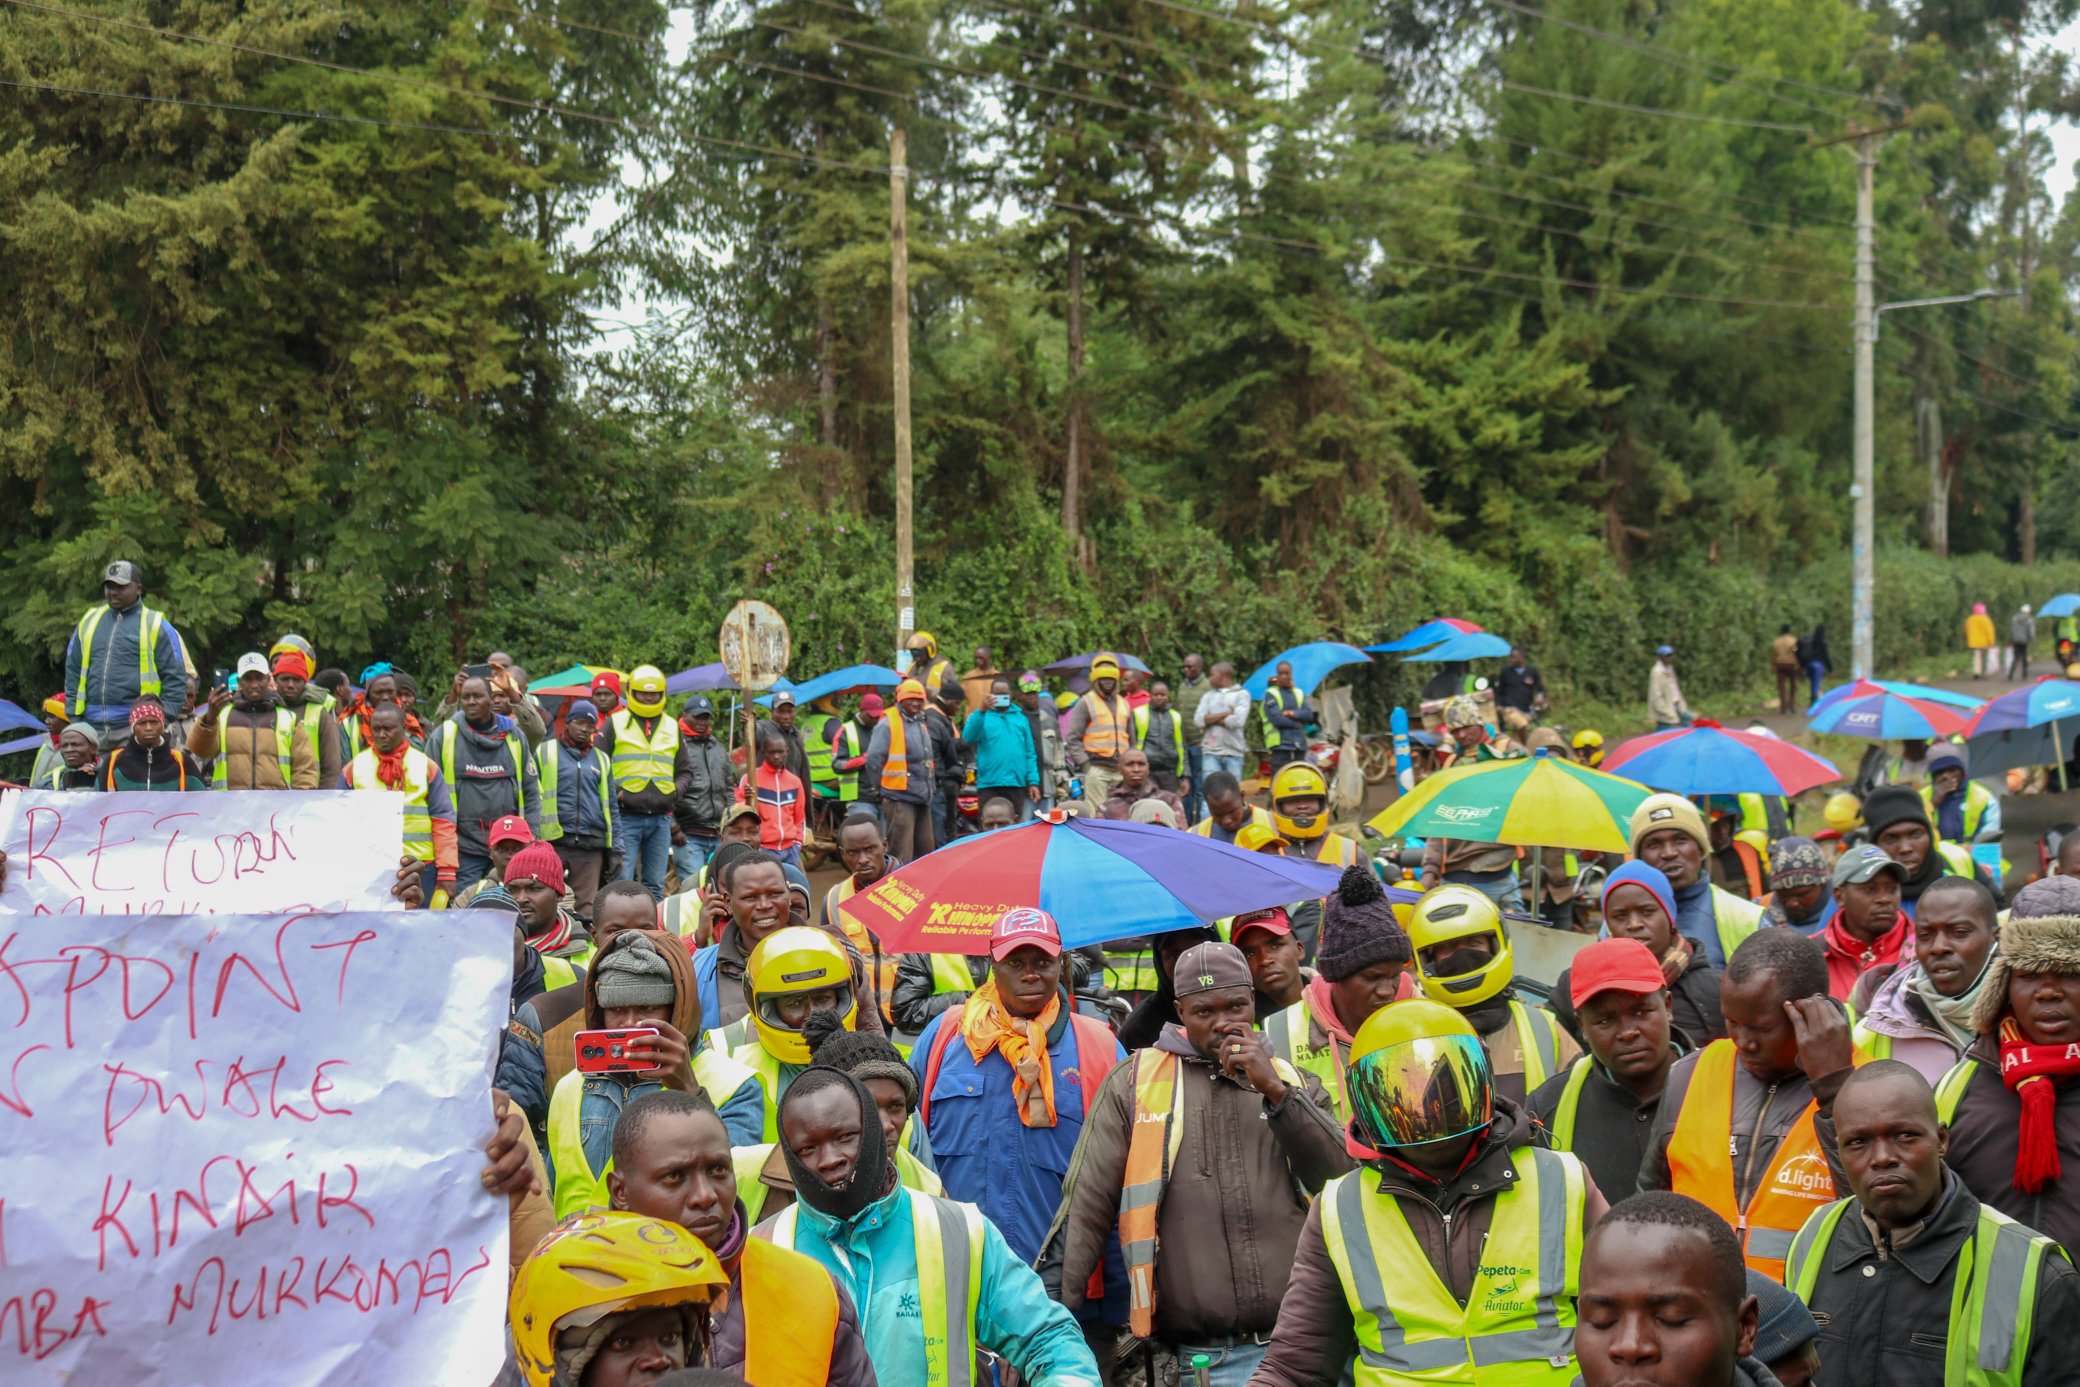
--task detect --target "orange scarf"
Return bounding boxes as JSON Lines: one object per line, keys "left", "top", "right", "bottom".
{"left": 959, "top": 978, "right": 1060, "bottom": 1127}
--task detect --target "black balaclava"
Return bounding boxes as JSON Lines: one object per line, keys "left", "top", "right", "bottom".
{"left": 777, "top": 1065, "right": 891, "bottom": 1223}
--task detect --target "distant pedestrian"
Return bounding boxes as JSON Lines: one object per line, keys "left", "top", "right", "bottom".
{"left": 1193, "top": 662, "right": 1251, "bottom": 786}
{"left": 1770, "top": 625, "right": 1800, "bottom": 715}
{"left": 2009, "top": 603, "right": 2037, "bottom": 679}
{"left": 1648, "top": 645, "right": 1692, "bottom": 731}
{"left": 1174, "top": 653, "right": 1213, "bottom": 823}
{"left": 1799, "top": 623, "right": 1833, "bottom": 707}
{"left": 1965, "top": 601, "right": 1997, "bottom": 677}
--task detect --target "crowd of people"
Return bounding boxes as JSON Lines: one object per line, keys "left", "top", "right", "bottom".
{"left": 15, "top": 561, "right": 2080, "bottom": 1387}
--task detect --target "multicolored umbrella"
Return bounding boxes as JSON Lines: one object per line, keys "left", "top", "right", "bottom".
{"left": 1241, "top": 642, "right": 1374, "bottom": 699}
{"left": 1367, "top": 618, "right": 1484, "bottom": 654}
{"left": 1808, "top": 678, "right": 1983, "bottom": 715}
{"left": 1601, "top": 720, "right": 1840, "bottom": 796}
{"left": 1963, "top": 679, "right": 2080, "bottom": 790}
{"left": 1365, "top": 751, "right": 1652, "bottom": 852}
{"left": 834, "top": 811, "right": 1345, "bottom": 954}
{"left": 532, "top": 663, "right": 620, "bottom": 696}
{"left": 1807, "top": 690, "right": 1973, "bottom": 741}
{"left": 1403, "top": 632, "right": 1512, "bottom": 663}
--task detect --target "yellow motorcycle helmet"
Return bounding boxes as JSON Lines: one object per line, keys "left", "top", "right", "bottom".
{"left": 1571, "top": 728, "right": 1605, "bottom": 767}
{"left": 907, "top": 630, "right": 938, "bottom": 659}
{"left": 269, "top": 633, "right": 317, "bottom": 667}
{"left": 509, "top": 1212, "right": 728, "bottom": 1387}
{"left": 626, "top": 664, "right": 668, "bottom": 717}
{"left": 1824, "top": 791, "right": 1863, "bottom": 835}
{"left": 747, "top": 926, "right": 857, "bottom": 1064}
{"left": 1270, "top": 761, "right": 1331, "bottom": 842}
{"left": 1407, "top": 885, "right": 1514, "bottom": 1009}
{"left": 1233, "top": 822, "right": 1286, "bottom": 853}
{"left": 1346, "top": 999, "right": 1493, "bottom": 1150}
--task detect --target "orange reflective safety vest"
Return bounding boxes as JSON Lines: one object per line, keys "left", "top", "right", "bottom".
{"left": 738, "top": 1235, "right": 841, "bottom": 1387}
{"left": 1667, "top": 1040, "right": 1855, "bottom": 1280}
{"left": 1078, "top": 691, "right": 1129, "bottom": 762}
{"left": 882, "top": 711, "right": 914, "bottom": 792}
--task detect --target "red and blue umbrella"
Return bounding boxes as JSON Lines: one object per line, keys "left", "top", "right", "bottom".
{"left": 1808, "top": 678, "right": 1983, "bottom": 716}
{"left": 1807, "top": 690, "right": 1972, "bottom": 741}
{"left": 1601, "top": 719, "right": 1841, "bottom": 796}
{"left": 1962, "top": 678, "right": 2080, "bottom": 737}
{"left": 1367, "top": 618, "right": 1484, "bottom": 654}
{"left": 1241, "top": 642, "right": 1374, "bottom": 698}
{"left": 834, "top": 811, "right": 1346, "bottom": 954}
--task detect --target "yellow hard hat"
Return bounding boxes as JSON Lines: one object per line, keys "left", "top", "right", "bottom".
{"left": 627, "top": 664, "right": 668, "bottom": 717}
{"left": 746, "top": 926, "right": 857, "bottom": 1064}
{"left": 1270, "top": 761, "right": 1331, "bottom": 841}
{"left": 1407, "top": 885, "right": 1514, "bottom": 1009}
{"left": 908, "top": 631, "right": 937, "bottom": 657}
{"left": 1824, "top": 791, "right": 1863, "bottom": 835}
{"left": 509, "top": 1212, "right": 727, "bottom": 1387}
{"left": 1346, "top": 999, "right": 1492, "bottom": 1150}
{"left": 1233, "top": 822, "right": 1286, "bottom": 853}
{"left": 1571, "top": 728, "right": 1604, "bottom": 767}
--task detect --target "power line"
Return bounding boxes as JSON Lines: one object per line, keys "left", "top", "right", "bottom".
{"left": 1465, "top": 153, "right": 1842, "bottom": 245}
{"left": 1418, "top": 273, "right": 1846, "bottom": 355}
{"left": 1376, "top": 251, "right": 1828, "bottom": 309}
{"left": 1446, "top": 200, "right": 1841, "bottom": 283}
{"left": 1490, "top": 135, "right": 1859, "bottom": 229}
{"left": 0, "top": 75, "right": 510, "bottom": 136}
{"left": 1485, "top": 79, "right": 1812, "bottom": 134}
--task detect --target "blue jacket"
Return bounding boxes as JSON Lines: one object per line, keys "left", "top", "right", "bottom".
{"left": 771, "top": 1182, "right": 1102, "bottom": 1387}
{"left": 64, "top": 601, "right": 189, "bottom": 727}
{"left": 576, "top": 1062, "right": 764, "bottom": 1179}
{"left": 540, "top": 740, "right": 622, "bottom": 846}
{"left": 911, "top": 999, "right": 1129, "bottom": 1323}
{"left": 962, "top": 706, "right": 1040, "bottom": 790}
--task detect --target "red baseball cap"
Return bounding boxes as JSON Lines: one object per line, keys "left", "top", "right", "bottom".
{"left": 1569, "top": 937, "right": 1667, "bottom": 1009}
{"left": 989, "top": 906, "right": 1062, "bottom": 961}
{"left": 860, "top": 693, "right": 886, "bottom": 716}
{"left": 489, "top": 815, "right": 535, "bottom": 848}
{"left": 1230, "top": 906, "right": 1292, "bottom": 942}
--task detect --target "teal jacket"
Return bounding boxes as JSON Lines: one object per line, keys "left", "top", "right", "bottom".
{"left": 770, "top": 1182, "right": 1101, "bottom": 1386}
{"left": 961, "top": 706, "right": 1040, "bottom": 789}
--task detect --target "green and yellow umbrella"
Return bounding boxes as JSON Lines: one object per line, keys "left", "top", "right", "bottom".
{"left": 1367, "top": 751, "right": 1652, "bottom": 853}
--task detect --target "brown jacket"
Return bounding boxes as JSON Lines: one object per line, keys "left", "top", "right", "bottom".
{"left": 1249, "top": 1103, "right": 1610, "bottom": 1386}
{"left": 1049, "top": 1025, "right": 1351, "bottom": 1342}
{"left": 1943, "top": 1034, "right": 2080, "bottom": 1252}
{"left": 506, "top": 1122, "right": 555, "bottom": 1282}
{"left": 188, "top": 702, "right": 319, "bottom": 789}
{"left": 567, "top": 930, "right": 703, "bottom": 1090}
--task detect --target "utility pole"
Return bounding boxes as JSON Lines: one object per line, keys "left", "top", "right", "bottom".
{"left": 1851, "top": 132, "right": 1877, "bottom": 682}
{"left": 890, "top": 126, "right": 915, "bottom": 664}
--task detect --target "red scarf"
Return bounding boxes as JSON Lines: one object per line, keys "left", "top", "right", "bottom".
{"left": 373, "top": 742, "right": 411, "bottom": 790}
{"left": 1999, "top": 1017, "right": 2080, "bottom": 1193}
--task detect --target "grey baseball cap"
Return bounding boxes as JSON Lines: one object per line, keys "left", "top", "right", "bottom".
{"left": 1831, "top": 844, "right": 1905, "bottom": 890}
{"left": 102, "top": 560, "right": 139, "bottom": 585}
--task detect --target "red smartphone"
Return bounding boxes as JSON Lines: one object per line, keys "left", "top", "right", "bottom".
{"left": 573, "top": 1028, "right": 662, "bottom": 1074}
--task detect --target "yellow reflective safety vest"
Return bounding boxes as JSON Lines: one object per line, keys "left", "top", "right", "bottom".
{"left": 1546, "top": 1057, "right": 1594, "bottom": 1150}
{"left": 767, "top": 1189, "right": 986, "bottom": 1387}
{"left": 833, "top": 721, "right": 865, "bottom": 802}
{"left": 437, "top": 719, "right": 527, "bottom": 817}
{"left": 1265, "top": 997, "right": 1351, "bottom": 1125}
{"left": 1488, "top": 1000, "right": 1577, "bottom": 1093}
{"left": 1130, "top": 705, "right": 1183, "bottom": 759}
{"left": 802, "top": 711, "right": 840, "bottom": 793}
{"left": 1302, "top": 833, "right": 1360, "bottom": 867}
{"left": 608, "top": 710, "right": 679, "bottom": 794}
{"left": 1920, "top": 782, "right": 1996, "bottom": 844}
{"left": 1319, "top": 1144, "right": 1586, "bottom": 1385}
{"left": 346, "top": 746, "right": 438, "bottom": 860}
{"left": 929, "top": 952, "right": 977, "bottom": 997}
{"left": 658, "top": 891, "right": 703, "bottom": 939}
{"left": 1787, "top": 1195, "right": 2060, "bottom": 1387}
{"left": 1190, "top": 805, "right": 1275, "bottom": 838}
{"left": 547, "top": 1046, "right": 762, "bottom": 1218}
{"left": 727, "top": 1037, "right": 787, "bottom": 1143}
{"left": 72, "top": 604, "right": 167, "bottom": 711}
{"left": 1102, "top": 942, "right": 1162, "bottom": 996}
{"left": 212, "top": 707, "right": 295, "bottom": 788}
{"left": 540, "top": 954, "right": 579, "bottom": 992}
{"left": 735, "top": 1139, "right": 944, "bottom": 1225}
{"left": 1705, "top": 886, "right": 1763, "bottom": 964}
{"left": 1260, "top": 686, "right": 1307, "bottom": 747}
{"left": 536, "top": 740, "right": 616, "bottom": 847}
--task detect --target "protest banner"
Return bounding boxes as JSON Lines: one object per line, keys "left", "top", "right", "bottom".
{"left": 0, "top": 790, "right": 401, "bottom": 916}
{"left": 0, "top": 910, "right": 511, "bottom": 1384}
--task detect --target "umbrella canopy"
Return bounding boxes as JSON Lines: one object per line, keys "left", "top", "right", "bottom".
{"left": 666, "top": 662, "right": 737, "bottom": 695}
{"left": 834, "top": 812, "right": 1345, "bottom": 954}
{"left": 1806, "top": 691, "right": 1972, "bottom": 741}
{"left": 1366, "top": 618, "right": 1484, "bottom": 654}
{"left": 1403, "top": 631, "right": 1512, "bottom": 663}
{"left": 0, "top": 731, "right": 43, "bottom": 757}
{"left": 1241, "top": 642, "right": 1374, "bottom": 699}
{"left": 1043, "top": 652, "right": 1153, "bottom": 675}
{"left": 0, "top": 699, "right": 45, "bottom": 736}
{"left": 764, "top": 663, "right": 903, "bottom": 708}
{"left": 1963, "top": 723, "right": 2065, "bottom": 777}
{"left": 1961, "top": 679, "right": 2080, "bottom": 737}
{"left": 532, "top": 663, "right": 618, "bottom": 696}
{"left": 1601, "top": 720, "right": 1841, "bottom": 796}
{"left": 1366, "top": 751, "right": 1652, "bottom": 852}
{"left": 1808, "top": 679, "right": 1984, "bottom": 715}
{"left": 2040, "top": 594, "right": 2080, "bottom": 619}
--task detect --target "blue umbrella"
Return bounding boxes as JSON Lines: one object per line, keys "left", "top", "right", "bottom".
{"left": 759, "top": 664, "right": 901, "bottom": 707}
{"left": 0, "top": 731, "right": 44, "bottom": 757}
{"left": 1962, "top": 679, "right": 2080, "bottom": 790}
{"left": 2041, "top": 594, "right": 2080, "bottom": 619}
{"left": 1809, "top": 679, "right": 1983, "bottom": 716}
{"left": 0, "top": 699, "right": 45, "bottom": 736}
{"left": 1404, "top": 632, "right": 1513, "bottom": 663}
{"left": 1366, "top": 618, "right": 1484, "bottom": 654}
{"left": 1807, "top": 691, "right": 1973, "bottom": 741}
{"left": 1242, "top": 642, "right": 1374, "bottom": 699}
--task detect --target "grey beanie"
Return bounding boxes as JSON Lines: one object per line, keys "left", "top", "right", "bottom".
{"left": 593, "top": 934, "right": 676, "bottom": 1012}
{"left": 58, "top": 722, "right": 101, "bottom": 750}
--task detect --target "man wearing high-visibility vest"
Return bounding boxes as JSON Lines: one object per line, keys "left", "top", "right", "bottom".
{"left": 1785, "top": 1061, "right": 2079, "bottom": 1387}
{"left": 598, "top": 664, "right": 689, "bottom": 904}
{"left": 340, "top": 701, "right": 459, "bottom": 905}
{"left": 1259, "top": 660, "right": 1316, "bottom": 773}
{"left": 707, "top": 927, "right": 860, "bottom": 1142}
{"left": 1051, "top": 941, "right": 1348, "bottom": 1382}
{"left": 1920, "top": 744, "right": 2003, "bottom": 848}
{"left": 64, "top": 559, "right": 189, "bottom": 747}
{"left": 422, "top": 671, "right": 540, "bottom": 891}
{"left": 1131, "top": 682, "right": 1189, "bottom": 799}
{"left": 1640, "top": 928, "right": 1859, "bottom": 1281}
{"left": 1629, "top": 793, "right": 1762, "bottom": 969}
{"left": 1251, "top": 997, "right": 1606, "bottom": 1386}
{"left": 754, "top": 1064, "right": 1104, "bottom": 1386}
{"left": 1407, "top": 884, "right": 1581, "bottom": 1105}
{"left": 818, "top": 813, "right": 904, "bottom": 1029}
{"left": 603, "top": 1088, "right": 880, "bottom": 1386}
{"left": 1064, "top": 652, "right": 1132, "bottom": 811}
{"left": 534, "top": 699, "right": 620, "bottom": 924}
{"left": 268, "top": 644, "right": 343, "bottom": 787}
{"left": 864, "top": 678, "right": 937, "bottom": 861}
{"left": 1262, "top": 865, "right": 1417, "bottom": 1128}
{"left": 798, "top": 692, "right": 848, "bottom": 818}
{"left": 188, "top": 652, "right": 319, "bottom": 790}
{"left": 544, "top": 928, "right": 766, "bottom": 1218}
{"left": 1191, "top": 770, "right": 1274, "bottom": 843}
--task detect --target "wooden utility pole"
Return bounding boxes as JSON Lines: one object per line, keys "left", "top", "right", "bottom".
{"left": 890, "top": 126, "right": 915, "bottom": 660}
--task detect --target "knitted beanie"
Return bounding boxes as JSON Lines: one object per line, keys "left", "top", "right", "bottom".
{"left": 1861, "top": 785, "right": 1930, "bottom": 841}
{"left": 1768, "top": 836, "right": 1831, "bottom": 892}
{"left": 803, "top": 1009, "right": 918, "bottom": 1110}
{"left": 1316, "top": 864, "right": 1413, "bottom": 981}
{"left": 504, "top": 841, "right": 567, "bottom": 896}
{"left": 1972, "top": 875, "right": 2080, "bottom": 1035}
{"left": 593, "top": 933, "right": 676, "bottom": 1012}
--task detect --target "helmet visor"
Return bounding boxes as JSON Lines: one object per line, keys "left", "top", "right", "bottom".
{"left": 1349, "top": 1033, "right": 1493, "bottom": 1149}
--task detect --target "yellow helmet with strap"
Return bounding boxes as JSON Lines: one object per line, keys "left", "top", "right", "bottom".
{"left": 509, "top": 1212, "right": 728, "bottom": 1387}
{"left": 1407, "top": 885, "right": 1514, "bottom": 1008}
{"left": 907, "top": 630, "right": 938, "bottom": 659}
{"left": 1570, "top": 728, "right": 1604, "bottom": 766}
{"left": 1270, "top": 761, "right": 1331, "bottom": 841}
{"left": 747, "top": 926, "right": 858, "bottom": 1064}
{"left": 627, "top": 664, "right": 668, "bottom": 717}
{"left": 1346, "top": 999, "right": 1493, "bottom": 1149}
